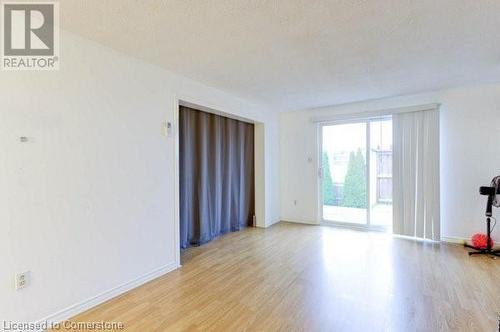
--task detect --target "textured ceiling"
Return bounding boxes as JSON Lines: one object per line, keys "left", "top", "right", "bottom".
{"left": 61, "top": 0, "right": 500, "bottom": 111}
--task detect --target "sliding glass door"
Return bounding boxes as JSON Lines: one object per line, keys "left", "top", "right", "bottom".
{"left": 369, "top": 119, "right": 393, "bottom": 228}
{"left": 321, "top": 122, "right": 367, "bottom": 224}
{"left": 320, "top": 118, "right": 392, "bottom": 230}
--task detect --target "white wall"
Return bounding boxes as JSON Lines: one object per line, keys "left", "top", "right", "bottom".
{"left": 280, "top": 83, "right": 500, "bottom": 241}
{"left": 0, "top": 30, "right": 280, "bottom": 323}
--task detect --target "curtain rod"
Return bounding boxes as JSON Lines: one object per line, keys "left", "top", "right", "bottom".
{"left": 309, "top": 103, "right": 440, "bottom": 123}
{"left": 179, "top": 100, "right": 255, "bottom": 125}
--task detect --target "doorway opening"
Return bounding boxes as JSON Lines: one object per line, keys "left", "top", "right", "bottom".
{"left": 319, "top": 118, "right": 393, "bottom": 231}
{"left": 178, "top": 105, "right": 256, "bottom": 250}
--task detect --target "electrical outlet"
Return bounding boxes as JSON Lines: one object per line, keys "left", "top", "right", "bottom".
{"left": 15, "top": 271, "right": 30, "bottom": 290}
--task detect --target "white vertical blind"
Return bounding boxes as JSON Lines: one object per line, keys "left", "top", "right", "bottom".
{"left": 393, "top": 108, "right": 440, "bottom": 240}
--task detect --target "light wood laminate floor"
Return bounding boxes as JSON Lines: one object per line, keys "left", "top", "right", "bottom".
{"left": 64, "top": 222, "right": 500, "bottom": 331}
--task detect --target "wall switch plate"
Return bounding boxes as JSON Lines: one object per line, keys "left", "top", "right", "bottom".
{"left": 15, "top": 271, "right": 30, "bottom": 290}
{"left": 162, "top": 121, "right": 173, "bottom": 137}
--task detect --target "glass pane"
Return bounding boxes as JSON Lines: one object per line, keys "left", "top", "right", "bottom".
{"left": 322, "top": 122, "right": 367, "bottom": 224}
{"left": 369, "top": 119, "right": 393, "bottom": 228}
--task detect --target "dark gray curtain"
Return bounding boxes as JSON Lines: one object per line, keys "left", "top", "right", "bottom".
{"left": 179, "top": 106, "right": 255, "bottom": 249}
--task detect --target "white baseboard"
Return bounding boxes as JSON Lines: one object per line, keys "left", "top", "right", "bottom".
{"left": 37, "top": 261, "right": 179, "bottom": 327}
{"left": 281, "top": 219, "right": 319, "bottom": 225}
{"left": 255, "top": 219, "right": 283, "bottom": 228}
{"left": 281, "top": 221, "right": 473, "bottom": 246}
{"left": 266, "top": 219, "right": 283, "bottom": 227}
{"left": 441, "top": 236, "right": 469, "bottom": 245}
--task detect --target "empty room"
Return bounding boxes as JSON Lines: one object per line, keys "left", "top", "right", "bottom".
{"left": 2, "top": 1, "right": 500, "bottom": 331}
